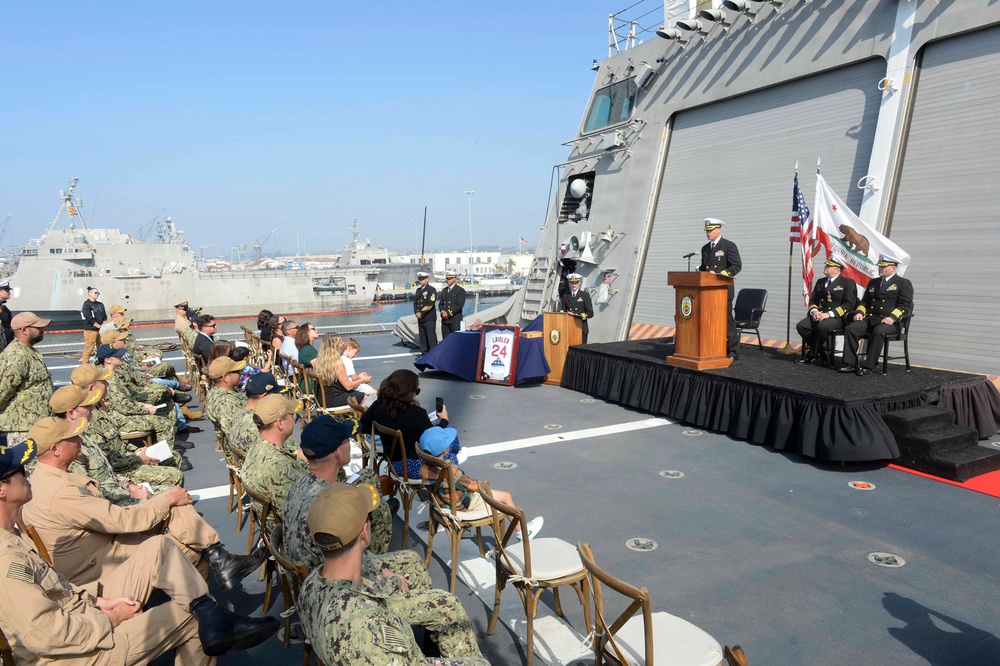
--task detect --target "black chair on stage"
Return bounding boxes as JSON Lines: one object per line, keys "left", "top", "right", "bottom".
{"left": 733, "top": 288, "right": 768, "bottom": 348}
{"left": 878, "top": 311, "right": 914, "bottom": 375}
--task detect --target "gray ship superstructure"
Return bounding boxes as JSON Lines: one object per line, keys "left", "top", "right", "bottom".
{"left": 9, "top": 179, "right": 377, "bottom": 327}
{"left": 419, "top": 0, "right": 1000, "bottom": 377}
{"left": 341, "top": 219, "right": 431, "bottom": 287}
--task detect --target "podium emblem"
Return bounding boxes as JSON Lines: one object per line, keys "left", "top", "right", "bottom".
{"left": 549, "top": 329, "right": 561, "bottom": 344}
{"left": 680, "top": 295, "right": 694, "bottom": 319}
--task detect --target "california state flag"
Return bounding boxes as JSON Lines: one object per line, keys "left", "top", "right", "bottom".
{"left": 811, "top": 174, "right": 910, "bottom": 288}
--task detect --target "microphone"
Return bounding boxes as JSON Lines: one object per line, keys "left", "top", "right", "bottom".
{"left": 683, "top": 252, "right": 696, "bottom": 271}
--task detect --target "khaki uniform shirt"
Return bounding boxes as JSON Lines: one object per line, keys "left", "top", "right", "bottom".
{"left": 0, "top": 340, "right": 53, "bottom": 432}
{"left": 21, "top": 463, "right": 174, "bottom": 585}
{"left": 0, "top": 528, "right": 113, "bottom": 664}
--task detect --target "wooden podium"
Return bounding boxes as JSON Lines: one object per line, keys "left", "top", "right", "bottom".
{"left": 666, "top": 272, "right": 733, "bottom": 370}
{"left": 543, "top": 311, "right": 583, "bottom": 386}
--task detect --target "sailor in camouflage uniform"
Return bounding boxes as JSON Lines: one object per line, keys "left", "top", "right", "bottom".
{"left": 103, "top": 329, "right": 190, "bottom": 420}
{"left": 97, "top": 344, "right": 186, "bottom": 469}
{"left": 52, "top": 384, "right": 180, "bottom": 504}
{"left": 841, "top": 253, "right": 914, "bottom": 376}
{"left": 71, "top": 362, "right": 186, "bottom": 477}
{"left": 284, "top": 417, "right": 403, "bottom": 565}
{"left": 204, "top": 357, "right": 249, "bottom": 431}
{"left": 298, "top": 484, "right": 487, "bottom": 666}
{"left": 413, "top": 271, "right": 438, "bottom": 354}
{"left": 224, "top": 371, "right": 296, "bottom": 455}
{"left": 239, "top": 394, "right": 306, "bottom": 531}
{"left": 0, "top": 312, "right": 54, "bottom": 446}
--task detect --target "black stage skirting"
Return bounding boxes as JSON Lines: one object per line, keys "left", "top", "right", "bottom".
{"left": 562, "top": 339, "right": 992, "bottom": 462}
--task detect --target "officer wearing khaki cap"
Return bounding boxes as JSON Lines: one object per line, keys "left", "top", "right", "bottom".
{"left": 0, "top": 312, "right": 54, "bottom": 447}
{"left": 22, "top": 415, "right": 268, "bottom": 592}
{"left": 0, "top": 435, "right": 280, "bottom": 662}
{"left": 297, "top": 484, "right": 487, "bottom": 665}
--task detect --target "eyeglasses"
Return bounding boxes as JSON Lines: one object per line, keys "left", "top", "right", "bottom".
{"left": 204, "top": 323, "right": 217, "bottom": 328}
{"left": 415, "top": 387, "right": 421, "bottom": 395}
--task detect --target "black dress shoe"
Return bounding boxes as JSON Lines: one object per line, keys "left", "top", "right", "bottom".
{"left": 173, "top": 392, "right": 193, "bottom": 405}
{"left": 174, "top": 439, "right": 194, "bottom": 450}
{"left": 190, "top": 596, "right": 280, "bottom": 657}
{"left": 837, "top": 365, "right": 856, "bottom": 373}
{"left": 796, "top": 355, "right": 815, "bottom": 365}
{"left": 180, "top": 457, "right": 193, "bottom": 472}
{"left": 183, "top": 425, "right": 204, "bottom": 434}
{"left": 857, "top": 367, "right": 872, "bottom": 376}
{"left": 205, "top": 543, "right": 269, "bottom": 591}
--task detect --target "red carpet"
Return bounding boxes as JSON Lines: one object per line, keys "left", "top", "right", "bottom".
{"left": 888, "top": 463, "right": 1000, "bottom": 499}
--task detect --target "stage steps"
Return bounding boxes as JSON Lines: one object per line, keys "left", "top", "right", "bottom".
{"left": 882, "top": 405, "right": 1000, "bottom": 482}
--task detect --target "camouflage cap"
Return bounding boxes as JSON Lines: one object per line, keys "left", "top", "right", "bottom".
{"left": 49, "top": 385, "right": 103, "bottom": 414}
{"left": 70, "top": 364, "right": 114, "bottom": 387}
{"left": 28, "top": 417, "right": 88, "bottom": 456}
{"left": 253, "top": 394, "right": 301, "bottom": 426}
{"left": 11, "top": 312, "right": 51, "bottom": 330}
{"left": 0, "top": 435, "right": 36, "bottom": 479}
{"left": 208, "top": 356, "right": 247, "bottom": 380}
{"left": 100, "top": 329, "right": 129, "bottom": 345}
{"left": 308, "top": 483, "right": 378, "bottom": 552}
{"left": 109, "top": 304, "right": 127, "bottom": 315}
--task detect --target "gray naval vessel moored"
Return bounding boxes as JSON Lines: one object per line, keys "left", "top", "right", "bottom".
{"left": 8, "top": 178, "right": 379, "bottom": 329}
{"left": 399, "top": 0, "right": 1000, "bottom": 379}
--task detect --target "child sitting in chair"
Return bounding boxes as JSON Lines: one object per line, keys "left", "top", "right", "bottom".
{"left": 419, "top": 426, "right": 542, "bottom": 540}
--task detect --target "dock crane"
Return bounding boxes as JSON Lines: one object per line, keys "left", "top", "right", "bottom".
{"left": 252, "top": 229, "right": 277, "bottom": 262}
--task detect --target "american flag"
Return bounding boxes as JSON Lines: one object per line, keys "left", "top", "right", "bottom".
{"left": 519, "top": 236, "right": 529, "bottom": 245}
{"left": 792, "top": 174, "right": 817, "bottom": 303}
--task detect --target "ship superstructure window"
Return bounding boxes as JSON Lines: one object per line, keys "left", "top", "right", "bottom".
{"left": 583, "top": 78, "right": 637, "bottom": 133}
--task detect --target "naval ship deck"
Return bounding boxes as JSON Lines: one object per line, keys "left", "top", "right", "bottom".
{"left": 42, "top": 330, "right": 1000, "bottom": 665}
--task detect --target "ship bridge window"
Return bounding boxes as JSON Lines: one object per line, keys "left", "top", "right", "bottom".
{"left": 583, "top": 78, "right": 637, "bottom": 133}
{"left": 50, "top": 248, "right": 63, "bottom": 254}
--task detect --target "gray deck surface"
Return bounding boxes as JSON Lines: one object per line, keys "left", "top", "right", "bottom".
{"left": 42, "top": 331, "right": 1000, "bottom": 665}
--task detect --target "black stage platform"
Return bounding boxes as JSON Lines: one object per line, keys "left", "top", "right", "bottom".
{"left": 562, "top": 339, "right": 998, "bottom": 462}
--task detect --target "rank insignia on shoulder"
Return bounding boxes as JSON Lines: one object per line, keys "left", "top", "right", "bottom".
{"left": 6, "top": 561, "right": 33, "bottom": 583}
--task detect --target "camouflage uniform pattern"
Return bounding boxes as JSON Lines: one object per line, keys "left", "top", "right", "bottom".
{"left": 70, "top": 439, "right": 175, "bottom": 506}
{"left": 87, "top": 407, "right": 184, "bottom": 474}
{"left": 298, "top": 572, "right": 487, "bottom": 666}
{"left": 0, "top": 340, "right": 54, "bottom": 433}
{"left": 240, "top": 435, "right": 307, "bottom": 528}
{"left": 103, "top": 372, "right": 177, "bottom": 450}
{"left": 226, "top": 408, "right": 299, "bottom": 457}
{"left": 118, "top": 361, "right": 172, "bottom": 404}
{"left": 284, "top": 472, "right": 395, "bottom": 570}
{"left": 125, "top": 334, "right": 175, "bottom": 378}
{"left": 180, "top": 326, "right": 198, "bottom": 349}
{"left": 204, "top": 387, "right": 247, "bottom": 432}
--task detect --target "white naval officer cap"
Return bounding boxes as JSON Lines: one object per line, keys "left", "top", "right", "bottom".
{"left": 566, "top": 273, "right": 583, "bottom": 282}
{"left": 416, "top": 271, "right": 430, "bottom": 279}
{"left": 703, "top": 218, "right": 725, "bottom": 230}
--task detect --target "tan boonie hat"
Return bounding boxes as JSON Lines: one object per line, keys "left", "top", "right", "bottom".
{"left": 109, "top": 304, "right": 127, "bottom": 315}
{"left": 253, "top": 394, "right": 301, "bottom": 426}
{"left": 70, "top": 364, "right": 114, "bottom": 387}
{"left": 208, "top": 356, "right": 247, "bottom": 380}
{"left": 308, "top": 483, "right": 379, "bottom": 552}
{"left": 28, "top": 417, "right": 88, "bottom": 456}
{"left": 49, "top": 385, "right": 103, "bottom": 414}
{"left": 100, "top": 329, "right": 128, "bottom": 345}
{"left": 11, "top": 312, "right": 52, "bottom": 330}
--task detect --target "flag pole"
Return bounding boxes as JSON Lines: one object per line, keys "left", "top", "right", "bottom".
{"left": 777, "top": 162, "right": 799, "bottom": 354}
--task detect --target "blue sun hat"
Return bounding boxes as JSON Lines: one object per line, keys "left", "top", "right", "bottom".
{"left": 420, "top": 426, "right": 458, "bottom": 456}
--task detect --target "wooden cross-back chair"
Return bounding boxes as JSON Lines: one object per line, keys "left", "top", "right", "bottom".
{"left": 576, "top": 541, "right": 738, "bottom": 666}
{"left": 266, "top": 524, "right": 316, "bottom": 663}
{"left": 477, "top": 482, "right": 590, "bottom": 666}
{"left": 372, "top": 422, "right": 427, "bottom": 549}
{"left": 414, "top": 443, "right": 490, "bottom": 593}
{"left": 227, "top": 440, "right": 250, "bottom": 533}
{"left": 306, "top": 370, "right": 355, "bottom": 420}
{"left": 240, "top": 481, "right": 280, "bottom": 591}
{"left": 210, "top": 418, "right": 245, "bottom": 530}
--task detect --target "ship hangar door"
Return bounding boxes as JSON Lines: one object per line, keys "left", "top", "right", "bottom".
{"left": 887, "top": 26, "right": 1000, "bottom": 376}
{"left": 631, "top": 59, "right": 885, "bottom": 342}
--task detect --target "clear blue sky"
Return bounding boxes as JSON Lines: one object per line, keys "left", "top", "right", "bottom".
{"left": 1, "top": 1, "right": 665, "bottom": 256}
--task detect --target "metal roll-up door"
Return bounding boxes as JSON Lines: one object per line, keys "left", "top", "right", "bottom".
{"left": 632, "top": 59, "right": 885, "bottom": 340}
{"left": 887, "top": 26, "right": 1000, "bottom": 375}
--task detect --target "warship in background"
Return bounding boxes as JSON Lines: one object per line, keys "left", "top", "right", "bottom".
{"left": 397, "top": 0, "right": 1000, "bottom": 378}
{"left": 7, "top": 179, "right": 378, "bottom": 329}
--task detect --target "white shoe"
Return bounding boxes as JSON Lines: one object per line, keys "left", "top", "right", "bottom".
{"left": 517, "top": 516, "right": 544, "bottom": 541}
{"left": 456, "top": 449, "right": 469, "bottom": 465}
